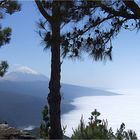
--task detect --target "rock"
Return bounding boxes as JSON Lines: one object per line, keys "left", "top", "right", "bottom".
{"left": 0, "top": 123, "right": 36, "bottom": 139}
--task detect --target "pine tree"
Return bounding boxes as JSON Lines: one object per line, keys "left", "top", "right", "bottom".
{"left": 35, "top": 1, "right": 140, "bottom": 139}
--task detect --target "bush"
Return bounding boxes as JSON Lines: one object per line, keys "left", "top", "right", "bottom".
{"left": 115, "top": 123, "right": 137, "bottom": 140}
{"left": 39, "top": 105, "right": 50, "bottom": 139}
{"left": 71, "top": 109, "right": 138, "bottom": 140}
{"left": 39, "top": 105, "right": 67, "bottom": 139}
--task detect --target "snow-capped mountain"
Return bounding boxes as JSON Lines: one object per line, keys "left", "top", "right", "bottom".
{"left": 0, "top": 65, "right": 118, "bottom": 128}
{"left": 2, "top": 66, "right": 48, "bottom": 82}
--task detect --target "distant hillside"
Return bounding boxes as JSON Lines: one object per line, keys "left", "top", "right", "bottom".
{"left": 0, "top": 90, "right": 75, "bottom": 128}
{"left": 0, "top": 66, "right": 118, "bottom": 128}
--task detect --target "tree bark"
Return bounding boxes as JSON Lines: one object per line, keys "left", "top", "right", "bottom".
{"left": 47, "top": 3, "right": 63, "bottom": 139}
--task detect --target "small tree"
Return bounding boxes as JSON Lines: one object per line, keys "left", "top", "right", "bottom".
{"left": 72, "top": 109, "right": 114, "bottom": 139}
{"left": 72, "top": 109, "right": 138, "bottom": 140}
{"left": 40, "top": 105, "right": 50, "bottom": 139}
{"left": 0, "top": 0, "right": 20, "bottom": 76}
{"left": 115, "top": 123, "right": 138, "bottom": 140}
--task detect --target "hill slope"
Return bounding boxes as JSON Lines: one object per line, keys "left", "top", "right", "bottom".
{"left": 0, "top": 66, "right": 118, "bottom": 128}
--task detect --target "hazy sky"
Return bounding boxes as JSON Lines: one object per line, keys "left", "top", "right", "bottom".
{"left": 0, "top": 1, "right": 140, "bottom": 89}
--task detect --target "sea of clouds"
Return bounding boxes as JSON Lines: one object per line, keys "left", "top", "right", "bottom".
{"left": 62, "top": 88, "right": 140, "bottom": 138}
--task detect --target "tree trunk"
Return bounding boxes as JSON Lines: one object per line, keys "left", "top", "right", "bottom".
{"left": 47, "top": 3, "right": 62, "bottom": 139}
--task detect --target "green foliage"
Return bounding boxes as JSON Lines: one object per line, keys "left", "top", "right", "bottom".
{"left": 39, "top": 105, "right": 68, "bottom": 139}
{"left": 71, "top": 109, "right": 114, "bottom": 139}
{"left": 39, "top": 105, "right": 50, "bottom": 139}
{"left": 0, "top": 0, "right": 20, "bottom": 77}
{"left": 71, "top": 109, "right": 138, "bottom": 140}
{"left": 0, "top": 0, "right": 21, "bottom": 15}
{"left": 0, "top": 27, "right": 11, "bottom": 46}
{"left": 0, "top": 61, "right": 8, "bottom": 77}
{"left": 115, "top": 123, "right": 138, "bottom": 140}
{"left": 0, "top": 0, "right": 20, "bottom": 47}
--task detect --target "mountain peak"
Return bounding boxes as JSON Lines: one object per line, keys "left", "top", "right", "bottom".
{"left": 2, "top": 66, "right": 48, "bottom": 82}
{"left": 14, "top": 66, "right": 38, "bottom": 75}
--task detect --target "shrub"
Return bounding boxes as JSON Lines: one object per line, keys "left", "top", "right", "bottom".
{"left": 71, "top": 109, "right": 138, "bottom": 140}
{"left": 39, "top": 105, "right": 50, "bottom": 139}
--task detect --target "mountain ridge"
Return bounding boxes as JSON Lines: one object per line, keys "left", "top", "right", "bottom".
{"left": 0, "top": 66, "right": 118, "bottom": 128}
{"left": 1, "top": 66, "right": 48, "bottom": 82}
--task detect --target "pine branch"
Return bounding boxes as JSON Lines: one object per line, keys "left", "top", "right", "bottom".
{"left": 35, "top": 0, "right": 52, "bottom": 23}
{"left": 123, "top": 0, "right": 140, "bottom": 16}
{"left": 68, "top": 15, "right": 116, "bottom": 41}
{"left": 96, "top": 1, "right": 140, "bottom": 19}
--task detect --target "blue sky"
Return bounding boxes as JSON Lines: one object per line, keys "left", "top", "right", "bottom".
{"left": 0, "top": 1, "right": 140, "bottom": 89}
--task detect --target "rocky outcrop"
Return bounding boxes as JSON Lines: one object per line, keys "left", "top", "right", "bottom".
{"left": 0, "top": 123, "right": 36, "bottom": 139}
